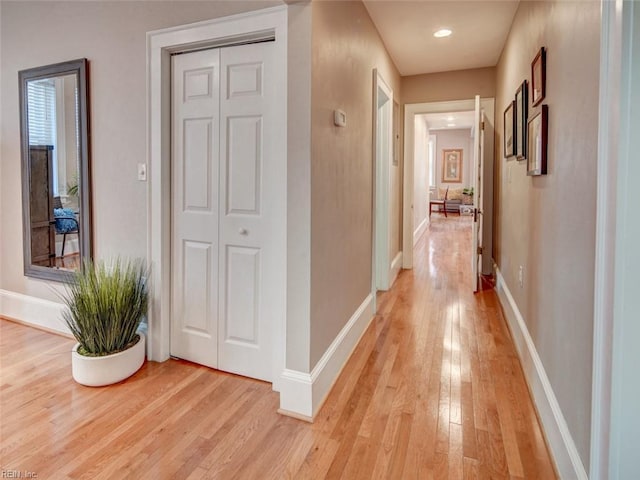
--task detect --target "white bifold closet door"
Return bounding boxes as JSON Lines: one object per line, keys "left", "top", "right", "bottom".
{"left": 170, "top": 40, "right": 283, "bottom": 383}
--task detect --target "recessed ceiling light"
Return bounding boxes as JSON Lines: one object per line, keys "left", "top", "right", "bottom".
{"left": 434, "top": 29, "right": 452, "bottom": 38}
{"left": 447, "top": 123, "right": 456, "bottom": 127}
{"left": 447, "top": 116, "right": 454, "bottom": 121}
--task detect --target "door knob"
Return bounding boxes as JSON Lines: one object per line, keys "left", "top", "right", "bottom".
{"left": 239, "top": 228, "right": 249, "bottom": 235}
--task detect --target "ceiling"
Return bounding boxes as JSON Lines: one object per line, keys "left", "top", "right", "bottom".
{"left": 362, "top": 0, "right": 519, "bottom": 76}
{"left": 421, "top": 111, "right": 475, "bottom": 131}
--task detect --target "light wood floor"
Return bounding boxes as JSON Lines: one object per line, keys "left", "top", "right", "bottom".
{"left": 0, "top": 216, "right": 556, "bottom": 479}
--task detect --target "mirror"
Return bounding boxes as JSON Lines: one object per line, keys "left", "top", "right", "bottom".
{"left": 19, "top": 58, "right": 91, "bottom": 281}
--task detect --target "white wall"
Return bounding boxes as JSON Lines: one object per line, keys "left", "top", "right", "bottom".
{"left": 434, "top": 128, "right": 472, "bottom": 191}
{"left": 413, "top": 115, "right": 429, "bottom": 243}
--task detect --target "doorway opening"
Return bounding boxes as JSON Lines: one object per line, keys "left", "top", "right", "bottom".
{"left": 420, "top": 111, "right": 474, "bottom": 226}
{"left": 372, "top": 69, "right": 401, "bottom": 296}
{"left": 403, "top": 98, "right": 495, "bottom": 292}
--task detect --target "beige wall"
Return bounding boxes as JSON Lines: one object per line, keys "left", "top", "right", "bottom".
{"left": 0, "top": 0, "right": 280, "bottom": 301}
{"left": 433, "top": 128, "right": 472, "bottom": 191}
{"left": 495, "top": 0, "right": 600, "bottom": 467}
{"left": 286, "top": 2, "right": 313, "bottom": 373}
{"left": 310, "top": 0, "right": 401, "bottom": 367}
{"left": 402, "top": 67, "right": 496, "bottom": 105}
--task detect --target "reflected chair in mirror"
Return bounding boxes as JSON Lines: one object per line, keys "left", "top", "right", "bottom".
{"left": 429, "top": 187, "right": 449, "bottom": 218}
{"left": 53, "top": 197, "right": 79, "bottom": 257}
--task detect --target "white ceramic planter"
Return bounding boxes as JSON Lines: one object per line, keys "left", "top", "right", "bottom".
{"left": 71, "top": 333, "right": 146, "bottom": 387}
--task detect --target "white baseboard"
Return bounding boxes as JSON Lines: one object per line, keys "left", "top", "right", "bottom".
{"left": 413, "top": 217, "right": 428, "bottom": 246}
{"left": 0, "top": 289, "right": 70, "bottom": 335}
{"left": 279, "top": 368, "right": 314, "bottom": 419}
{"left": 389, "top": 252, "right": 403, "bottom": 288}
{"left": 494, "top": 268, "right": 587, "bottom": 480}
{"left": 279, "top": 293, "right": 374, "bottom": 419}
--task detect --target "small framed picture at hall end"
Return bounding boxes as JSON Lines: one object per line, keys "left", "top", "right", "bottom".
{"left": 527, "top": 105, "right": 548, "bottom": 176}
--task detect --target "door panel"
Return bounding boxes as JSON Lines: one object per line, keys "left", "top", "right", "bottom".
{"left": 225, "top": 246, "right": 260, "bottom": 345}
{"left": 171, "top": 40, "right": 283, "bottom": 383}
{"left": 226, "top": 116, "right": 262, "bottom": 214}
{"left": 181, "top": 240, "right": 214, "bottom": 335}
{"left": 171, "top": 50, "right": 220, "bottom": 369}
{"left": 218, "top": 41, "right": 280, "bottom": 382}
{"left": 227, "top": 62, "right": 263, "bottom": 97}
{"left": 183, "top": 118, "right": 213, "bottom": 211}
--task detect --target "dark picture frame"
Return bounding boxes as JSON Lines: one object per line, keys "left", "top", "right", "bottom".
{"left": 503, "top": 100, "right": 516, "bottom": 158}
{"left": 19, "top": 58, "right": 93, "bottom": 282}
{"left": 515, "top": 80, "right": 528, "bottom": 160}
{"left": 527, "top": 105, "right": 548, "bottom": 176}
{"left": 531, "top": 47, "right": 546, "bottom": 107}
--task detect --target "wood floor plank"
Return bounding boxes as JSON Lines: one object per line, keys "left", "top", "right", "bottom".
{"left": 0, "top": 216, "right": 556, "bottom": 479}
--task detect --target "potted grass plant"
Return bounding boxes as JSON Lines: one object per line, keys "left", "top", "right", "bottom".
{"left": 61, "top": 257, "right": 149, "bottom": 386}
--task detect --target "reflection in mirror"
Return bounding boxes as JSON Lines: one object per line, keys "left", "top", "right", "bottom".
{"left": 20, "top": 59, "right": 91, "bottom": 281}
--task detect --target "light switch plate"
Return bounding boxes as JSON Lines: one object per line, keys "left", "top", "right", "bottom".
{"left": 138, "top": 163, "right": 147, "bottom": 181}
{"left": 334, "top": 109, "right": 347, "bottom": 127}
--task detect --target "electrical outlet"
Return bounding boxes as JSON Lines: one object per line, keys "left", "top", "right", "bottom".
{"left": 518, "top": 265, "right": 524, "bottom": 288}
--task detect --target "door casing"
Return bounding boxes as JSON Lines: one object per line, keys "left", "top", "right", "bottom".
{"left": 372, "top": 70, "right": 394, "bottom": 294}
{"left": 402, "top": 98, "right": 495, "bottom": 273}
{"left": 146, "top": 6, "right": 288, "bottom": 391}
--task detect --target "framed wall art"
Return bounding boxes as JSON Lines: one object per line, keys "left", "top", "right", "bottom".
{"left": 515, "top": 80, "right": 528, "bottom": 160}
{"left": 504, "top": 101, "right": 516, "bottom": 158}
{"left": 527, "top": 105, "right": 548, "bottom": 176}
{"left": 442, "top": 148, "right": 462, "bottom": 183}
{"left": 531, "top": 47, "right": 546, "bottom": 106}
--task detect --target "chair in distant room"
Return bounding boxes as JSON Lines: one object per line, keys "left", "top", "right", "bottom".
{"left": 53, "top": 197, "right": 79, "bottom": 257}
{"left": 429, "top": 187, "right": 449, "bottom": 217}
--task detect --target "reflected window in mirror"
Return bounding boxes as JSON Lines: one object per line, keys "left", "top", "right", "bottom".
{"left": 20, "top": 59, "right": 91, "bottom": 281}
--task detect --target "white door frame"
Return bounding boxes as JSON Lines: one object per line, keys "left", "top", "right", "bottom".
{"left": 146, "top": 6, "right": 288, "bottom": 391}
{"left": 372, "top": 70, "right": 394, "bottom": 293}
{"left": 402, "top": 99, "right": 494, "bottom": 269}
{"left": 471, "top": 97, "right": 482, "bottom": 292}
{"left": 591, "top": 0, "right": 640, "bottom": 477}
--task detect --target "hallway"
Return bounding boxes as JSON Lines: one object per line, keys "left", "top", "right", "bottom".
{"left": 369, "top": 215, "right": 556, "bottom": 478}
{"left": 0, "top": 216, "right": 556, "bottom": 479}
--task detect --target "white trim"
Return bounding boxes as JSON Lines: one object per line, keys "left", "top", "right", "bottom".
{"left": 279, "top": 294, "right": 375, "bottom": 419}
{"left": 146, "top": 7, "right": 288, "bottom": 388}
{"left": 278, "top": 368, "right": 313, "bottom": 420}
{"left": 590, "top": 1, "right": 621, "bottom": 477}
{"left": 403, "top": 99, "right": 494, "bottom": 271}
{"left": 403, "top": 100, "right": 479, "bottom": 269}
{"left": 471, "top": 96, "right": 481, "bottom": 293}
{"left": 413, "top": 217, "right": 428, "bottom": 246}
{"left": 372, "top": 70, "right": 394, "bottom": 292}
{"left": 0, "top": 289, "right": 69, "bottom": 335}
{"left": 389, "top": 252, "right": 403, "bottom": 288}
{"left": 494, "top": 269, "right": 587, "bottom": 480}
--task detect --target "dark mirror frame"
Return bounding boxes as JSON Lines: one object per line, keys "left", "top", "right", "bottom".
{"left": 19, "top": 58, "right": 92, "bottom": 282}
